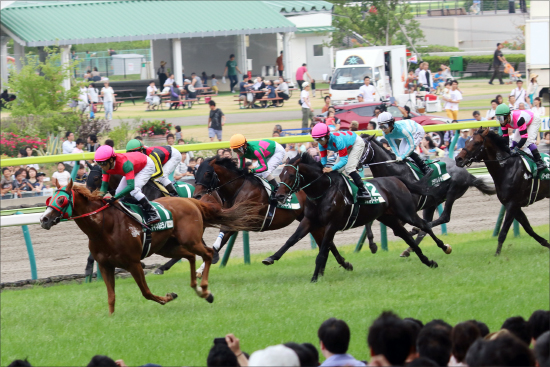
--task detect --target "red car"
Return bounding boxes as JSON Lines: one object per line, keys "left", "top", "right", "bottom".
{"left": 317, "top": 102, "right": 452, "bottom": 147}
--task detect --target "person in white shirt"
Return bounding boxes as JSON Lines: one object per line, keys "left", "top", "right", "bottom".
{"left": 62, "top": 131, "right": 76, "bottom": 170}
{"left": 418, "top": 63, "right": 434, "bottom": 92}
{"left": 87, "top": 83, "right": 99, "bottom": 104}
{"left": 531, "top": 97, "right": 546, "bottom": 117}
{"left": 510, "top": 80, "right": 527, "bottom": 107}
{"left": 486, "top": 99, "right": 498, "bottom": 120}
{"left": 78, "top": 86, "right": 89, "bottom": 113}
{"left": 442, "top": 80, "right": 462, "bottom": 120}
{"left": 145, "top": 80, "right": 158, "bottom": 111}
{"left": 51, "top": 162, "right": 72, "bottom": 187}
{"left": 508, "top": 95, "right": 516, "bottom": 110}
{"left": 527, "top": 74, "right": 538, "bottom": 105}
{"left": 100, "top": 80, "right": 116, "bottom": 120}
{"left": 164, "top": 74, "right": 175, "bottom": 87}
{"left": 359, "top": 76, "right": 377, "bottom": 102}
{"left": 301, "top": 82, "right": 313, "bottom": 129}
{"left": 275, "top": 76, "right": 290, "bottom": 106}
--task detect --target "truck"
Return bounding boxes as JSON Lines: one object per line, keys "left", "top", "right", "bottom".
{"left": 525, "top": 1, "right": 549, "bottom": 104}
{"left": 329, "top": 46, "right": 407, "bottom": 106}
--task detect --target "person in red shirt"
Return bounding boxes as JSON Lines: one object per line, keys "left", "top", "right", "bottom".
{"left": 296, "top": 63, "right": 313, "bottom": 91}
{"left": 94, "top": 145, "right": 160, "bottom": 224}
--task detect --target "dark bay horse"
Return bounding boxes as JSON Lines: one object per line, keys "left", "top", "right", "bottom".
{"left": 363, "top": 135, "right": 496, "bottom": 256}
{"left": 273, "top": 153, "right": 452, "bottom": 282}
{"left": 40, "top": 180, "right": 261, "bottom": 314}
{"left": 456, "top": 128, "right": 550, "bottom": 255}
{"left": 193, "top": 157, "right": 355, "bottom": 274}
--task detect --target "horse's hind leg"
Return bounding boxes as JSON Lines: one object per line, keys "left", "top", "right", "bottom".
{"left": 127, "top": 261, "right": 177, "bottom": 306}
{"left": 97, "top": 262, "right": 116, "bottom": 314}
{"left": 402, "top": 207, "right": 435, "bottom": 257}
{"left": 496, "top": 204, "right": 519, "bottom": 255}
{"left": 407, "top": 213, "right": 452, "bottom": 255}
{"left": 153, "top": 257, "right": 181, "bottom": 275}
{"left": 263, "top": 217, "right": 313, "bottom": 265}
{"left": 311, "top": 227, "right": 353, "bottom": 272}
{"left": 513, "top": 208, "right": 550, "bottom": 249}
{"left": 197, "top": 231, "right": 233, "bottom": 277}
{"left": 366, "top": 222, "right": 378, "bottom": 254}
{"left": 190, "top": 242, "right": 214, "bottom": 303}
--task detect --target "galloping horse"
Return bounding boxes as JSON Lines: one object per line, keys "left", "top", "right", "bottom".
{"left": 456, "top": 128, "right": 550, "bottom": 254}
{"left": 363, "top": 135, "right": 496, "bottom": 256}
{"left": 272, "top": 154, "right": 452, "bottom": 282}
{"left": 40, "top": 180, "right": 259, "bottom": 314}
{"left": 193, "top": 157, "right": 355, "bottom": 274}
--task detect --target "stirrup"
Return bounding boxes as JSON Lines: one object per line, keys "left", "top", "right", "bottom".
{"left": 536, "top": 161, "right": 547, "bottom": 171}
{"left": 357, "top": 187, "right": 371, "bottom": 200}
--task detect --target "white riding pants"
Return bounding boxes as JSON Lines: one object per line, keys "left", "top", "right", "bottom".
{"left": 397, "top": 130, "right": 424, "bottom": 158}
{"left": 116, "top": 157, "right": 156, "bottom": 201}
{"left": 257, "top": 143, "right": 286, "bottom": 181}
{"left": 158, "top": 147, "right": 182, "bottom": 186}
{"left": 338, "top": 137, "right": 366, "bottom": 174}
{"left": 513, "top": 116, "right": 542, "bottom": 152}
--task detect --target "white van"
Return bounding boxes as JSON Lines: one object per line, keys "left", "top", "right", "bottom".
{"left": 329, "top": 46, "right": 407, "bottom": 105}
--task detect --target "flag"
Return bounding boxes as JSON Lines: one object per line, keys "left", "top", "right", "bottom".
{"left": 408, "top": 55, "right": 418, "bottom": 64}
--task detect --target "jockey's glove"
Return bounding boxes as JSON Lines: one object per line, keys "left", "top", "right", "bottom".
{"left": 105, "top": 197, "right": 118, "bottom": 205}
{"left": 510, "top": 147, "right": 521, "bottom": 156}
{"left": 396, "top": 156, "right": 404, "bottom": 162}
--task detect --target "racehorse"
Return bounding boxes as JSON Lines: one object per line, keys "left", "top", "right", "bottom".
{"left": 40, "top": 180, "right": 260, "bottom": 314}
{"left": 455, "top": 128, "right": 550, "bottom": 254}
{"left": 272, "top": 153, "right": 452, "bottom": 282}
{"left": 193, "top": 157, "right": 357, "bottom": 274}
{"left": 362, "top": 135, "right": 496, "bottom": 256}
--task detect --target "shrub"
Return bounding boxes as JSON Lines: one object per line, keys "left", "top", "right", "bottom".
{"left": 137, "top": 119, "right": 173, "bottom": 136}
{"left": 412, "top": 54, "right": 525, "bottom": 72}
{"left": 108, "top": 120, "right": 136, "bottom": 150}
{"left": 418, "top": 45, "right": 460, "bottom": 53}
{"left": 0, "top": 132, "right": 47, "bottom": 158}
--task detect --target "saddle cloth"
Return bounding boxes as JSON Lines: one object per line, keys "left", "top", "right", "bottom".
{"left": 254, "top": 175, "right": 300, "bottom": 210}
{"left": 519, "top": 151, "right": 550, "bottom": 180}
{"left": 152, "top": 181, "right": 195, "bottom": 197}
{"left": 341, "top": 174, "right": 385, "bottom": 205}
{"left": 406, "top": 159, "right": 450, "bottom": 186}
{"left": 120, "top": 201, "right": 174, "bottom": 232}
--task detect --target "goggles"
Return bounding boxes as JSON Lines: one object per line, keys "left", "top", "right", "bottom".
{"left": 379, "top": 123, "right": 390, "bottom": 129}
{"left": 313, "top": 136, "right": 328, "bottom": 142}
{"left": 95, "top": 160, "right": 110, "bottom": 166}
{"left": 496, "top": 115, "right": 506, "bottom": 124}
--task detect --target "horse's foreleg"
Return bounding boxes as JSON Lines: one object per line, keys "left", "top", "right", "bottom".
{"left": 496, "top": 204, "right": 519, "bottom": 255}
{"left": 312, "top": 225, "right": 338, "bottom": 282}
{"left": 428, "top": 195, "right": 458, "bottom": 228}
{"left": 409, "top": 215, "right": 451, "bottom": 255}
{"left": 365, "top": 222, "right": 378, "bottom": 254}
{"left": 153, "top": 257, "right": 181, "bottom": 275}
{"left": 311, "top": 227, "right": 353, "bottom": 272}
{"left": 513, "top": 208, "right": 550, "bottom": 249}
{"left": 127, "top": 262, "right": 177, "bottom": 306}
{"left": 97, "top": 262, "right": 116, "bottom": 314}
{"left": 402, "top": 207, "right": 435, "bottom": 257}
{"left": 191, "top": 243, "right": 214, "bottom": 303}
{"left": 263, "top": 218, "right": 313, "bottom": 265}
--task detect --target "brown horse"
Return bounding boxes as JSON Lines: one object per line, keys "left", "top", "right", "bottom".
{"left": 39, "top": 180, "right": 260, "bottom": 314}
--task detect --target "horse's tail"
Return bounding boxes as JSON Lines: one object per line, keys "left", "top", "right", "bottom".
{"left": 190, "top": 199, "right": 263, "bottom": 231}
{"left": 469, "top": 174, "right": 496, "bottom": 195}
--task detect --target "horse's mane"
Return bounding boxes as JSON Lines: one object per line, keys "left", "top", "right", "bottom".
{"left": 208, "top": 157, "right": 248, "bottom": 176}
{"left": 290, "top": 152, "right": 324, "bottom": 170}
{"left": 72, "top": 184, "right": 104, "bottom": 201}
{"left": 477, "top": 128, "right": 510, "bottom": 152}
{"left": 368, "top": 136, "right": 396, "bottom": 159}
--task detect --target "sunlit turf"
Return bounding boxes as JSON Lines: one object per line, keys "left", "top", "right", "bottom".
{"left": 1, "top": 226, "right": 548, "bottom": 366}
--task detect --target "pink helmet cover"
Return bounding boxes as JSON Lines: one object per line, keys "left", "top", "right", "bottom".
{"left": 311, "top": 123, "right": 330, "bottom": 138}
{"left": 94, "top": 145, "right": 116, "bottom": 162}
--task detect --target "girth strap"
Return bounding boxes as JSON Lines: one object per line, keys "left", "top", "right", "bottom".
{"left": 141, "top": 228, "right": 152, "bottom": 260}
{"left": 528, "top": 178, "right": 540, "bottom": 207}
{"left": 260, "top": 202, "right": 277, "bottom": 232}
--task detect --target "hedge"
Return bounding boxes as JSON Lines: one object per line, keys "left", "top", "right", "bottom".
{"left": 412, "top": 54, "right": 525, "bottom": 72}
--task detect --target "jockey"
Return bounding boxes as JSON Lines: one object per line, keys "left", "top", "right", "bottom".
{"left": 378, "top": 112, "right": 434, "bottom": 177}
{"left": 126, "top": 139, "right": 182, "bottom": 197}
{"left": 495, "top": 104, "right": 546, "bottom": 171}
{"left": 311, "top": 123, "right": 371, "bottom": 200}
{"left": 94, "top": 145, "right": 161, "bottom": 225}
{"left": 229, "top": 134, "right": 286, "bottom": 202}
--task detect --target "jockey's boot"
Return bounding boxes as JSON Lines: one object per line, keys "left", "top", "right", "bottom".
{"left": 532, "top": 149, "right": 547, "bottom": 172}
{"left": 268, "top": 179, "right": 279, "bottom": 204}
{"left": 410, "top": 152, "right": 434, "bottom": 177}
{"left": 165, "top": 182, "right": 179, "bottom": 197}
{"left": 350, "top": 171, "right": 371, "bottom": 200}
{"left": 138, "top": 197, "right": 161, "bottom": 225}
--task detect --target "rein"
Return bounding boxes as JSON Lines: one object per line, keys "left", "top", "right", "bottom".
{"left": 279, "top": 164, "right": 331, "bottom": 201}
{"left": 462, "top": 133, "right": 513, "bottom": 167}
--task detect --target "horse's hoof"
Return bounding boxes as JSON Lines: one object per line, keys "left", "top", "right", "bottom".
{"left": 153, "top": 268, "right": 164, "bottom": 275}
{"left": 262, "top": 257, "right": 275, "bottom": 265}
{"left": 369, "top": 243, "right": 378, "bottom": 254}
{"left": 445, "top": 244, "right": 452, "bottom": 254}
{"left": 345, "top": 262, "right": 353, "bottom": 271}
{"left": 429, "top": 260, "right": 438, "bottom": 268}
{"left": 196, "top": 272, "right": 202, "bottom": 279}
{"left": 409, "top": 227, "right": 420, "bottom": 236}
{"left": 400, "top": 250, "right": 411, "bottom": 258}
{"left": 168, "top": 292, "right": 178, "bottom": 300}
{"left": 494, "top": 251, "right": 501, "bottom": 256}
{"left": 212, "top": 249, "right": 220, "bottom": 264}
{"left": 310, "top": 277, "right": 318, "bottom": 283}
{"left": 205, "top": 292, "right": 214, "bottom": 303}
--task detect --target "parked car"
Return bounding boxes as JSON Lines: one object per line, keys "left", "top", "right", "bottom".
{"left": 315, "top": 102, "right": 451, "bottom": 147}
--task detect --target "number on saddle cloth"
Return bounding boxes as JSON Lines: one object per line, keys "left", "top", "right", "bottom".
{"left": 519, "top": 151, "right": 550, "bottom": 180}
{"left": 119, "top": 201, "right": 174, "bottom": 232}
{"left": 341, "top": 174, "right": 385, "bottom": 205}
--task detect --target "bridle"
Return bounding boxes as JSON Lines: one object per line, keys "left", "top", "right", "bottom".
{"left": 279, "top": 163, "right": 331, "bottom": 202}
{"left": 46, "top": 188, "right": 110, "bottom": 222}
{"left": 195, "top": 165, "right": 245, "bottom": 196}
{"left": 460, "top": 134, "right": 487, "bottom": 167}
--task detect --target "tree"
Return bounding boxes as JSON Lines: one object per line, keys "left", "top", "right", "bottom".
{"left": 6, "top": 47, "right": 80, "bottom": 117}
{"left": 330, "top": 0, "right": 424, "bottom": 49}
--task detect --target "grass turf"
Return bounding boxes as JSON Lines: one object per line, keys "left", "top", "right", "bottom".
{"left": 1, "top": 226, "right": 548, "bottom": 366}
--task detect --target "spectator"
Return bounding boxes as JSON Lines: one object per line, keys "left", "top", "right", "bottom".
{"left": 239, "top": 75, "right": 252, "bottom": 109}
{"left": 74, "top": 164, "right": 88, "bottom": 184}
{"left": 275, "top": 76, "right": 290, "bottom": 105}
{"left": 7, "top": 358, "right": 32, "bottom": 367}
{"left": 62, "top": 131, "right": 76, "bottom": 171}
{"left": 284, "top": 342, "right": 317, "bottom": 367}
{"left": 455, "top": 129, "right": 469, "bottom": 152}
{"left": 529, "top": 310, "right": 550, "bottom": 346}
{"left": 518, "top": 102, "right": 528, "bottom": 110}
{"left": 489, "top": 42, "right": 506, "bottom": 85}
{"left": 443, "top": 120, "right": 458, "bottom": 148}
{"left": 191, "top": 72, "right": 203, "bottom": 88}
{"left": 371, "top": 107, "right": 382, "bottom": 126}
{"left": 100, "top": 80, "right": 116, "bottom": 121}
{"left": 223, "top": 54, "right": 242, "bottom": 94}
{"left": 285, "top": 144, "right": 299, "bottom": 160}
{"left": 532, "top": 97, "right": 546, "bottom": 117}
{"left": 1, "top": 167, "right": 13, "bottom": 198}
{"left": 380, "top": 138, "right": 391, "bottom": 150}
{"left": 104, "top": 139, "right": 115, "bottom": 147}
{"left": 164, "top": 73, "right": 175, "bottom": 88}
{"left": 91, "top": 66, "right": 100, "bottom": 80}
{"left": 157, "top": 61, "right": 168, "bottom": 88}
{"left": 177, "top": 138, "right": 185, "bottom": 145}
{"left": 406, "top": 357, "right": 438, "bottom": 366}
{"left": 367, "top": 121, "right": 377, "bottom": 130}
{"left": 175, "top": 125, "right": 182, "bottom": 141}
{"left": 465, "top": 335, "right": 535, "bottom": 367}
{"left": 196, "top": 157, "right": 204, "bottom": 167}
{"left": 433, "top": 68, "right": 445, "bottom": 94}
{"left": 211, "top": 74, "right": 219, "bottom": 94}
{"left": 417, "top": 325, "right": 452, "bottom": 366}
{"left": 12, "top": 168, "right": 33, "bottom": 197}
{"left": 486, "top": 99, "right": 498, "bottom": 120}
{"left": 322, "top": 96, "right": 331, "bottom": 113}
{"left": 201, "top": 71, "right": 208, "bottom": 86}
{"left": 450, "top": 321, "right": 481, "bottom": 366}
{"left": 425, "top": 319, "right": 452, "bottom": 335}
{"left": 404, "top": 318, "right": 424, "bottom": 363}
{"left": 317, "top": 318, "right": 364, "bottom": 366}
{"left": 300, "top": 82, "right": 314, "bottom": 129}
{"left": 440, "top": 64, "right": 452, "bottom": 80}
{"left": 325, "top": 110, "right": 340, "bottom": 131}
{"left": 357, "top": 94, "right": 365, "bottom": 103}
{"left": 87, "top": 355, "right": 117, "bottom": 367}
{"left": 359, "top": 76, "right": 378, "bottom": 102}
{"left": 367, "top": 311, "right": 412, "bottom": 366}
{"left": 276, "top": 51, "right": 284, "bottom": 77}
{"left": 496, "top": 94, "right": 504, "bottom": 105}
{"left": 83, "top": 69, "right": 92, "bottom": 81}
{"left": 145, "top": 80, "right": 158, "bottom": 111}
{"left": 207, "top": 342, "right": 239, "bottom": 367}
{"left": 398, "top": 105, "right": 413, "bottom": 119}
{"left": 473, "top": 110, "right": 487, "bottom": 122}
{"left": 404, "top": 70, "right": 417, "bottom": 92}
{"left": 183, "top": 79, "right": 196, "bottom": 108}
{"left": 78, "top": 84, "right": 89, "bottom": 114}
{"left": 501, "top": 316, "right": 531, "bottom": 346}
{"left": 251, "top": 76, "right": 266, "bottom": 107}
{"left": 249, "top": 345, "right": 299, "bottom": 367}
{"left": 72, "top": 138, "right": 85, "bottom": 154}
{"left": 170, "top": 81, "right": 183, "bottom": 109}
{"left": 88, "top": 83, "right": 99, "bottom": 107}
{"left": 217, "top": 148, "right": 225, "bottom": 157}
{"left": 418, "top": 63, "right": 434, "bottom": 92}
{"left": 508, "top": 95, "right": 517, "bottom": 110}
{"left": 310, "top": 79, "right": 316, "bottom": 98}
{"left": 86, "top": 134, "right": 100, "bottom": 152}
{"left": 208, "top": 100, "right": 225, "bottom": 142}
{"left": 166, "top": 133, "right": 175, "bottom": 146}
{"left": 223, "top": 149, "right": 232, "bottom": 159}
{"left": 273, "top": 124, "right": 285, "bottom": 137}
{"left": 51, "top": 163, "right": 71, "bottom": 187}
{"left": 350, "top": 121, "right": 359, "bottom": 131}
{"left": 296, "top": 63, "right": 312, "bottom": 91}
{"left": 26, "top": 167, "right": 43, "bottom": 195}
{"left": 187, "top": 158, "right": 198, "bottom": 178}
{"left": 261, "top": 80, "right": 277, "bottom": 107}
{"left": 527, "top": 74, "right": 539, "bottom": 105}
{"left": 174, "top": 152, "right": 189, "bottom": 181}
{"left": 510, "top": 80, "right": 527, "bottom": 107}
{"left": 443, "top": 80, "right": 462, "bottom": 121}
{"left": 468, "top": 320, "right": 490, "bottom": 338}
{"left": 534, "top": 331, "right": 550, "bottom": 367}
{"left": 301, "top": 343, "right": 320, "bottom": 366}
{"left": 421, "top": 135, "right": 445, "bottom": 158}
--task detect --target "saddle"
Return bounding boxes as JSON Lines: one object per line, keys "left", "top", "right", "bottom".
{"left": 518, "top": 151, "right": 550, "bottom": 180}
{"left": 150, "top": 181, "right": 195, "bottom": 198}
{"left": 253, "top": 175, "right": 301, "bottom": 232}
{"left": 405, "top": 158, "right": 450, "bottom": 187}
{"left": 341, "top": 173, "right": 385, "bottom": 232}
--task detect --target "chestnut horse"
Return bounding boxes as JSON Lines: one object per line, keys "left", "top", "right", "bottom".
{"left": 40, "top": 180, "right": 260, "bottom": 314}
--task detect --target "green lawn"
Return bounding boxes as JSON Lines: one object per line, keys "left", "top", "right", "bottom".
{"left": 1, "top": 226, "right": 548, "bottom": 366}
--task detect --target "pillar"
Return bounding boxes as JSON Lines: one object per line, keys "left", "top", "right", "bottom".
{"left": 237, "top": 34, "right": 248, "bottom": 76}
{"left": 0, "top": 36, "right": 9, "bottom": 90}
{"left": 60, "top": 45, "right": 71, "bottom": 91}
{"left": 172, "top": 38, "right": 183, "bottom": 86}
{"left": 283, "top": 32, "right": 293, "bottom": 82}
{"left": 13, "top": 41, "right": 24, "bottom": 72}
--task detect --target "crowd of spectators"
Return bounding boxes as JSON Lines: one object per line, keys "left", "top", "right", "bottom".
{"left": 8, "top": 309, "right": 549, "bottom": 367}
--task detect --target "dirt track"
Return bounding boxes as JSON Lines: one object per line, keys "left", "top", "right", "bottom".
{"left": 1, "top": 188, "right": 549, "bottom": 283}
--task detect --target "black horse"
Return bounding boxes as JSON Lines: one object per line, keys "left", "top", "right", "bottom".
{"left": 362, "top": 135, "right": 496, "bottom": 256}
{"left": 456, "top": 128, "right": 550, "bottom": 254}
{"left": 271, "top": 153, "right": 452, "bottom": 282}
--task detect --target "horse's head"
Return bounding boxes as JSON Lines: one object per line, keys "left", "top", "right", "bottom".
{"left": 86, "top": 165, "right": 103, "bottom": 192}
{"left": 193, "top": 158, "right": 219, "bottom": 199}
{"left": 40, "top": 179, "right": 74, "bottom": 230}
{"left": 276, "top": 153, "right": 323, "bottom": 203}
{"left": 455, "top": 128, "right": 488, "bottom": 167}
